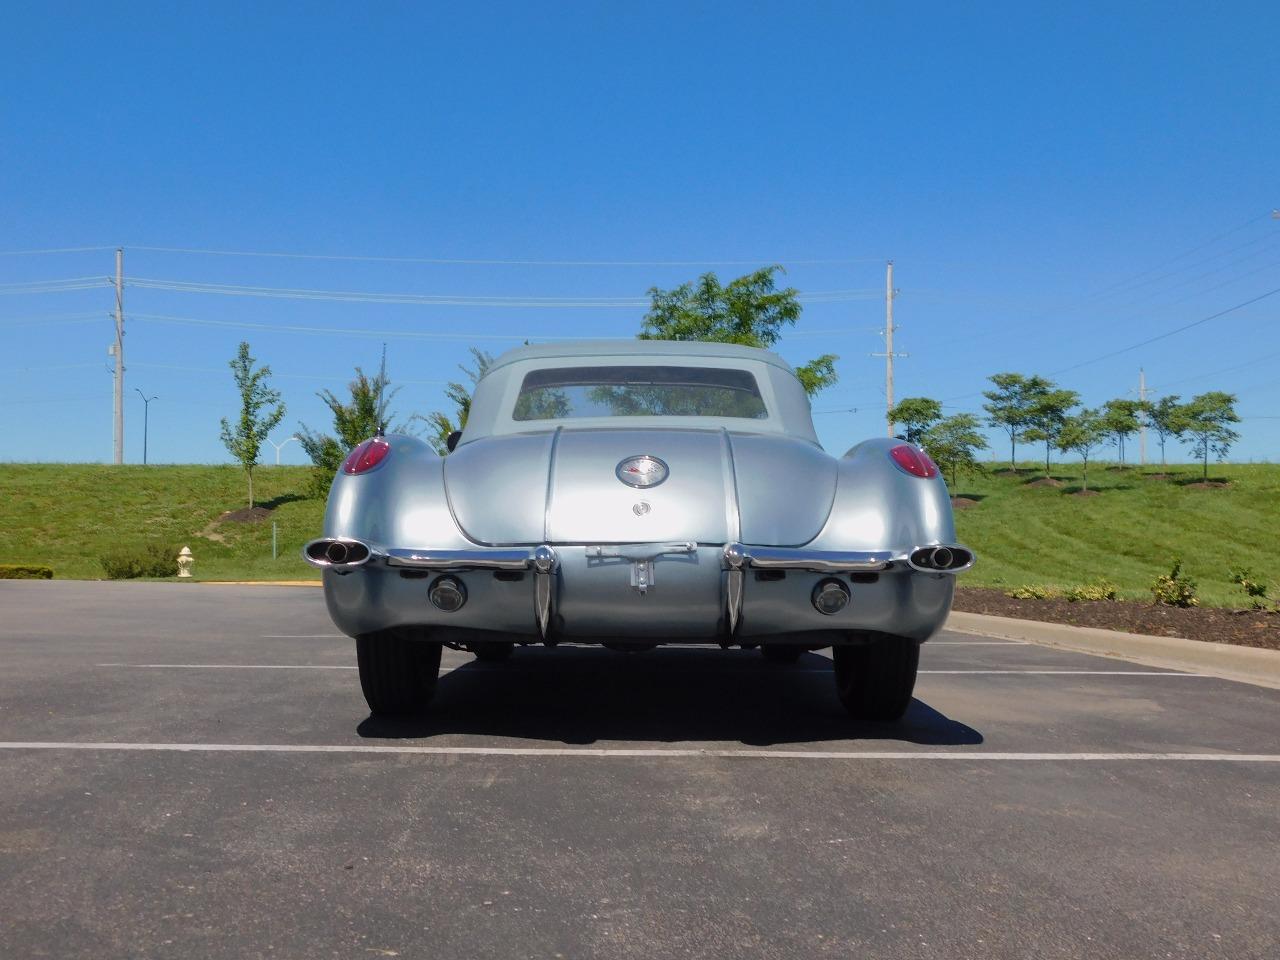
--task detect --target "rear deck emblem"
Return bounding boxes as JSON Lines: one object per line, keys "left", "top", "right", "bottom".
{"left": 616, "top": 455, "right": 669, "bottom": 488}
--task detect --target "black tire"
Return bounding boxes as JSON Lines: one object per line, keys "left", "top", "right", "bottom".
{"left": 761, "top": 644, "right": 803, "bottom": 664}
{"left": 355, "top": 629, "right": 443, "bottom": 716}
{"left": 832, "top": 635, "right": 920, "bottom": 721}
{"left": 471, "top": 641, "right": 515, "bottom": 662}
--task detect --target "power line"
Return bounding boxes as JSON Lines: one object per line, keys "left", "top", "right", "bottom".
{"left": 126, "top": 245, "right": 888, "bottom": 267}
{"left": 0, "top": 311, "right": 105, "bottom": 327}
{"left": 1050, "top": 285, "right": 1280, "bottom": 376}
{"left": 0, "top": 276, "right": 109, "bottom": 294}
{"left": 128, "top": 361, "right": 448, "bottom": 385}
{"left": 0, "top": 245, "right": 116, "bottom": 257}
{"left": 131, "top": 312, "right": 635, "bottom": 342}
{"left": 124, "top": 276, "right": 881, "bottom": 307}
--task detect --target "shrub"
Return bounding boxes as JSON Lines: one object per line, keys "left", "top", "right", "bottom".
{"left": 100, "top": 544, "right": 180, "bottom": 580}
{"left": 0, "top": 564, "right": 54, "bottom": 580}
{"left": 1151, "top": 558, "right": 1198, "bottom": 608}
{"left": 1065, "top": 579, "right": 1118, "bottom": 602}
{"left": 1005, "top": 584, "right": 1061, "bottom": 600}
{"left": 1228, "top": 566, "right": 1272, "bottom": 611}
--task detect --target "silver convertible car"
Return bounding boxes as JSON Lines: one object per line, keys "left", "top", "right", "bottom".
{"left": 305, "top": 341, "right": 972, "bottom": 721}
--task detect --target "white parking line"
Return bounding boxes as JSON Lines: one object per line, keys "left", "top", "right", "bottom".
{"left": 918, "top": 670, "right": 1204, "bottom": 676}
{"left": 0, "top": 741, "right": 1277, "bottom": 762}
{"left": 260, "top": 635, "right": 345, "bottom": 639}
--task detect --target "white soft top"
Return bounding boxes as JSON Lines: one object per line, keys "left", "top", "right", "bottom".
{"left": 461, "top": 340, "right": 819, "bottom": 444}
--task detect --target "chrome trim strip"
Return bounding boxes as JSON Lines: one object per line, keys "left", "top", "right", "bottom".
{"left": 731, "top": 544, "right": 893, "bottom": 573}
{"left": 542, "top": 425, "right": 563, "bottom": 542}
{"left": 585, "top": 541, "right": 697, "bottom": 562}
{"left": 384, "top": 548, "right": 533, "bottom": 571}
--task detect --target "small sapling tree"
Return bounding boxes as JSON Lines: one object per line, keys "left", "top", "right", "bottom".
{"left": 887, "top": 397, "right": 943, "bottom": 444}
{"left": 1180, "top": 391, "right": 1240, "bottom": 481}
{"left": 219, "top": 342, "right": 286, "bottom": 509}
{"left": 1055, "top": 408, "right": 1107, "bottom": 492}
{"left": 922, "top": 413, "right": 988, "bottom": 489}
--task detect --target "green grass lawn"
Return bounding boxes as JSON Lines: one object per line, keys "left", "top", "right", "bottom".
{"left": 953, "top": 461, "right": 1279, "bottom": 607}
{"left": 0, "top": 464, "right": 324, "bottom": 582}
{"left": 1, "top": 460, "right": 1275, "bottom": 607}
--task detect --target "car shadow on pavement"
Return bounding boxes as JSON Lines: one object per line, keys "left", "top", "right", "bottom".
{"left": 356, "top": 646, "right": 982, "bottom": 747}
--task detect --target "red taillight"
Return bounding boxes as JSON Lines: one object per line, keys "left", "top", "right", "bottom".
{"left": 342, "top": 438, "right": 392, "bottom": 475}
{"left": 889, "top": 444, "right": 938, "bottom": 479}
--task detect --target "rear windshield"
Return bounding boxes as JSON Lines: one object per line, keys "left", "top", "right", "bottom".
{"left": 512, "top": 365, "right": 769, "bottom": 421}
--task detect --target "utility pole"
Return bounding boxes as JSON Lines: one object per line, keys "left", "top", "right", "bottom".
{"left": 112, "top": 248, "right": 125, "bottom": 464}
{"left": 1138, "top": 368, "right": 1147, "bottom": 466}
{"left": 872, "top": 260, "right": 906, "bottom": 436}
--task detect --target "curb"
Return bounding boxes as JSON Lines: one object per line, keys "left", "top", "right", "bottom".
{"left": 945, "top": 610, "right": 1280, "bottom": 691}
{"left": 198, "top": 580, "right": 322, "bottom": 587}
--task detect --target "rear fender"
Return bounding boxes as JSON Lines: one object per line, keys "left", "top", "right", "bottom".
{"left": 805, "top": 437, "right": 956, "bottom": 553}
{"left": 323, "top": 434, "right": 471, "bottom": 551}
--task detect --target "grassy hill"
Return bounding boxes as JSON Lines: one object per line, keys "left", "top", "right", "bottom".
{"left": 0, "top": 465, "right": 325, "bottom": 582}
{"left": 1, "top": 461, "right": 1276, "bottom": 607}
{"left": 952, "top": 462, "right": 1278, "bottom": 607}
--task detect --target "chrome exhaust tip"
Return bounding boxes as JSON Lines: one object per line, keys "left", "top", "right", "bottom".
{"left": 907, "top": 545, "right": 974, "bottom": 573}
{"left": 303, "top": 538, "right": 372, "bottom": 568}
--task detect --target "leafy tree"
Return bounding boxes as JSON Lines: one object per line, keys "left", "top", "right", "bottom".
{"left": 1100, "top": 399, "right": 1143, "bottom": 467}
{"left": 425, "top": 348, "right": 495, "bottom": 454}
{"left": 887, "top": 397, "right": 943, "bottom": 444}
{"left": 297, "top": 353, "right": 403, "bottom": 495}
{"left": 1146, "top": 395, "right": 1186, "bottom": 467}
{"left": 1022, "top": 387, "right": 1079, "bottom": 476}
{"left": 982, "top": 373, "right": 1051, "bottom": 470}
{"left": 1056, "top": 408, "right": 1107, "bottom": 492}
{"left": 219, "top": 342, "right": 286, "bottom": 509}
{"left": 1180, "top": 391, "right": 1240, "bottom": 480}
{"left": 922, "top": 414, "right": 988, "bottom": 488}
{"left": 640, "top": 265, "right": 838, "bottom": 396}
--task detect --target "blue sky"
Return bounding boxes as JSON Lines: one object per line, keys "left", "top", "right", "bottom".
{"left": 2, "top": 1, "right": 1277, "bottom": 464}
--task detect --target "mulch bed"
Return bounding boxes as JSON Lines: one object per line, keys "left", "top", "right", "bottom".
{"left": 954, "top": 586, "right": 1280, "bottom": 651}
{"left": 950, "top": 497, "right": 979, "bottom": 510}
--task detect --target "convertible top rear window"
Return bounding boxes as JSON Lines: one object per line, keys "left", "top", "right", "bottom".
{"left": 513, "top": 365, "right": 769, "bottom": 421}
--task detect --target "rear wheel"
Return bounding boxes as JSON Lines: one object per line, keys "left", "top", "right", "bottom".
{"left": 761, "top": 644, "right": 803, "bottom": 664}
{"left": 832, "top": 635, "right": 919, "bottom": 721}
{"left": 471, "top": 641, "right": 515, "bottom": 662}
{"left": 355, "top": 628, "right": 442, "bottom": 716}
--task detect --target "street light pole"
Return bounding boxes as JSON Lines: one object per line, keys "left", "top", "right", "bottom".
{"left": 268, "top": 434, "right": 301, "bottom": 465}
{"left": 134, "top": 389, "right": 158, "bottom": 465}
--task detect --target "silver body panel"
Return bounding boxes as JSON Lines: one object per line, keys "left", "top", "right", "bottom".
{"left": 312, "top": 341, "right": 971, "bottom": 647}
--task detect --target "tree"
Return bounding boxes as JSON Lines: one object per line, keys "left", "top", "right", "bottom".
{"left": 425, "top": 348, "right": 495, "bottom": 454}
{"left": 640, "top": 265, "right": 838, "bottom": 396}
{"left": 887, "top": 397, "right": 943, "bottom": 444}
{"left": 297, "top": 350, "right": 403, "bottom": 495}
{"left": 1146, "top": 395, "right": 1186, "bottom": 467}
{"left": 1055, "top": 408, "right": 1107, "bottom": 492}
{"left": 1180, "top": 391, "right": 1240, "bottom": 481}
{"left": 922, "top": 414, "right": 988, "bottom": 489}
{"left": 1100, "top": 399, "right": 1142, "bottom": 467}
{"left": 219, "top": 342, "right": 286, "bottom": 509}
{"left": 1022, "top": 387, "right": 1079, "bottom": 476}
{"left": 982, "top": 373, "right": 1051, "bottom": 470}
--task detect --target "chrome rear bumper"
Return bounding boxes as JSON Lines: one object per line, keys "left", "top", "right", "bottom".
{"left": 306, "top": 537, "right": 973, "bottom": 642}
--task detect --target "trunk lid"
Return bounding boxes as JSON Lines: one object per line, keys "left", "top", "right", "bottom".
{"left": 443, "top": 428, "right": 837, "bottom": 547}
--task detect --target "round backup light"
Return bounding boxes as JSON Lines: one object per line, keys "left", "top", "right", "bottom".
{"left": 888, "top": 444, "right": 939, "bottom": 479}
{"left": 428, "top": 576, "right": 467, "bottom": 612}
{"left": 342, "top": 437, "right": 392, "bottom": 475}
{"left": 811, "top": 578, "right": 851, "bottom": 615}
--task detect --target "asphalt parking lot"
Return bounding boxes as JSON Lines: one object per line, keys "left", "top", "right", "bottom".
{"left": 2, "top": 582, "right": 1278, "bottom": 959}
